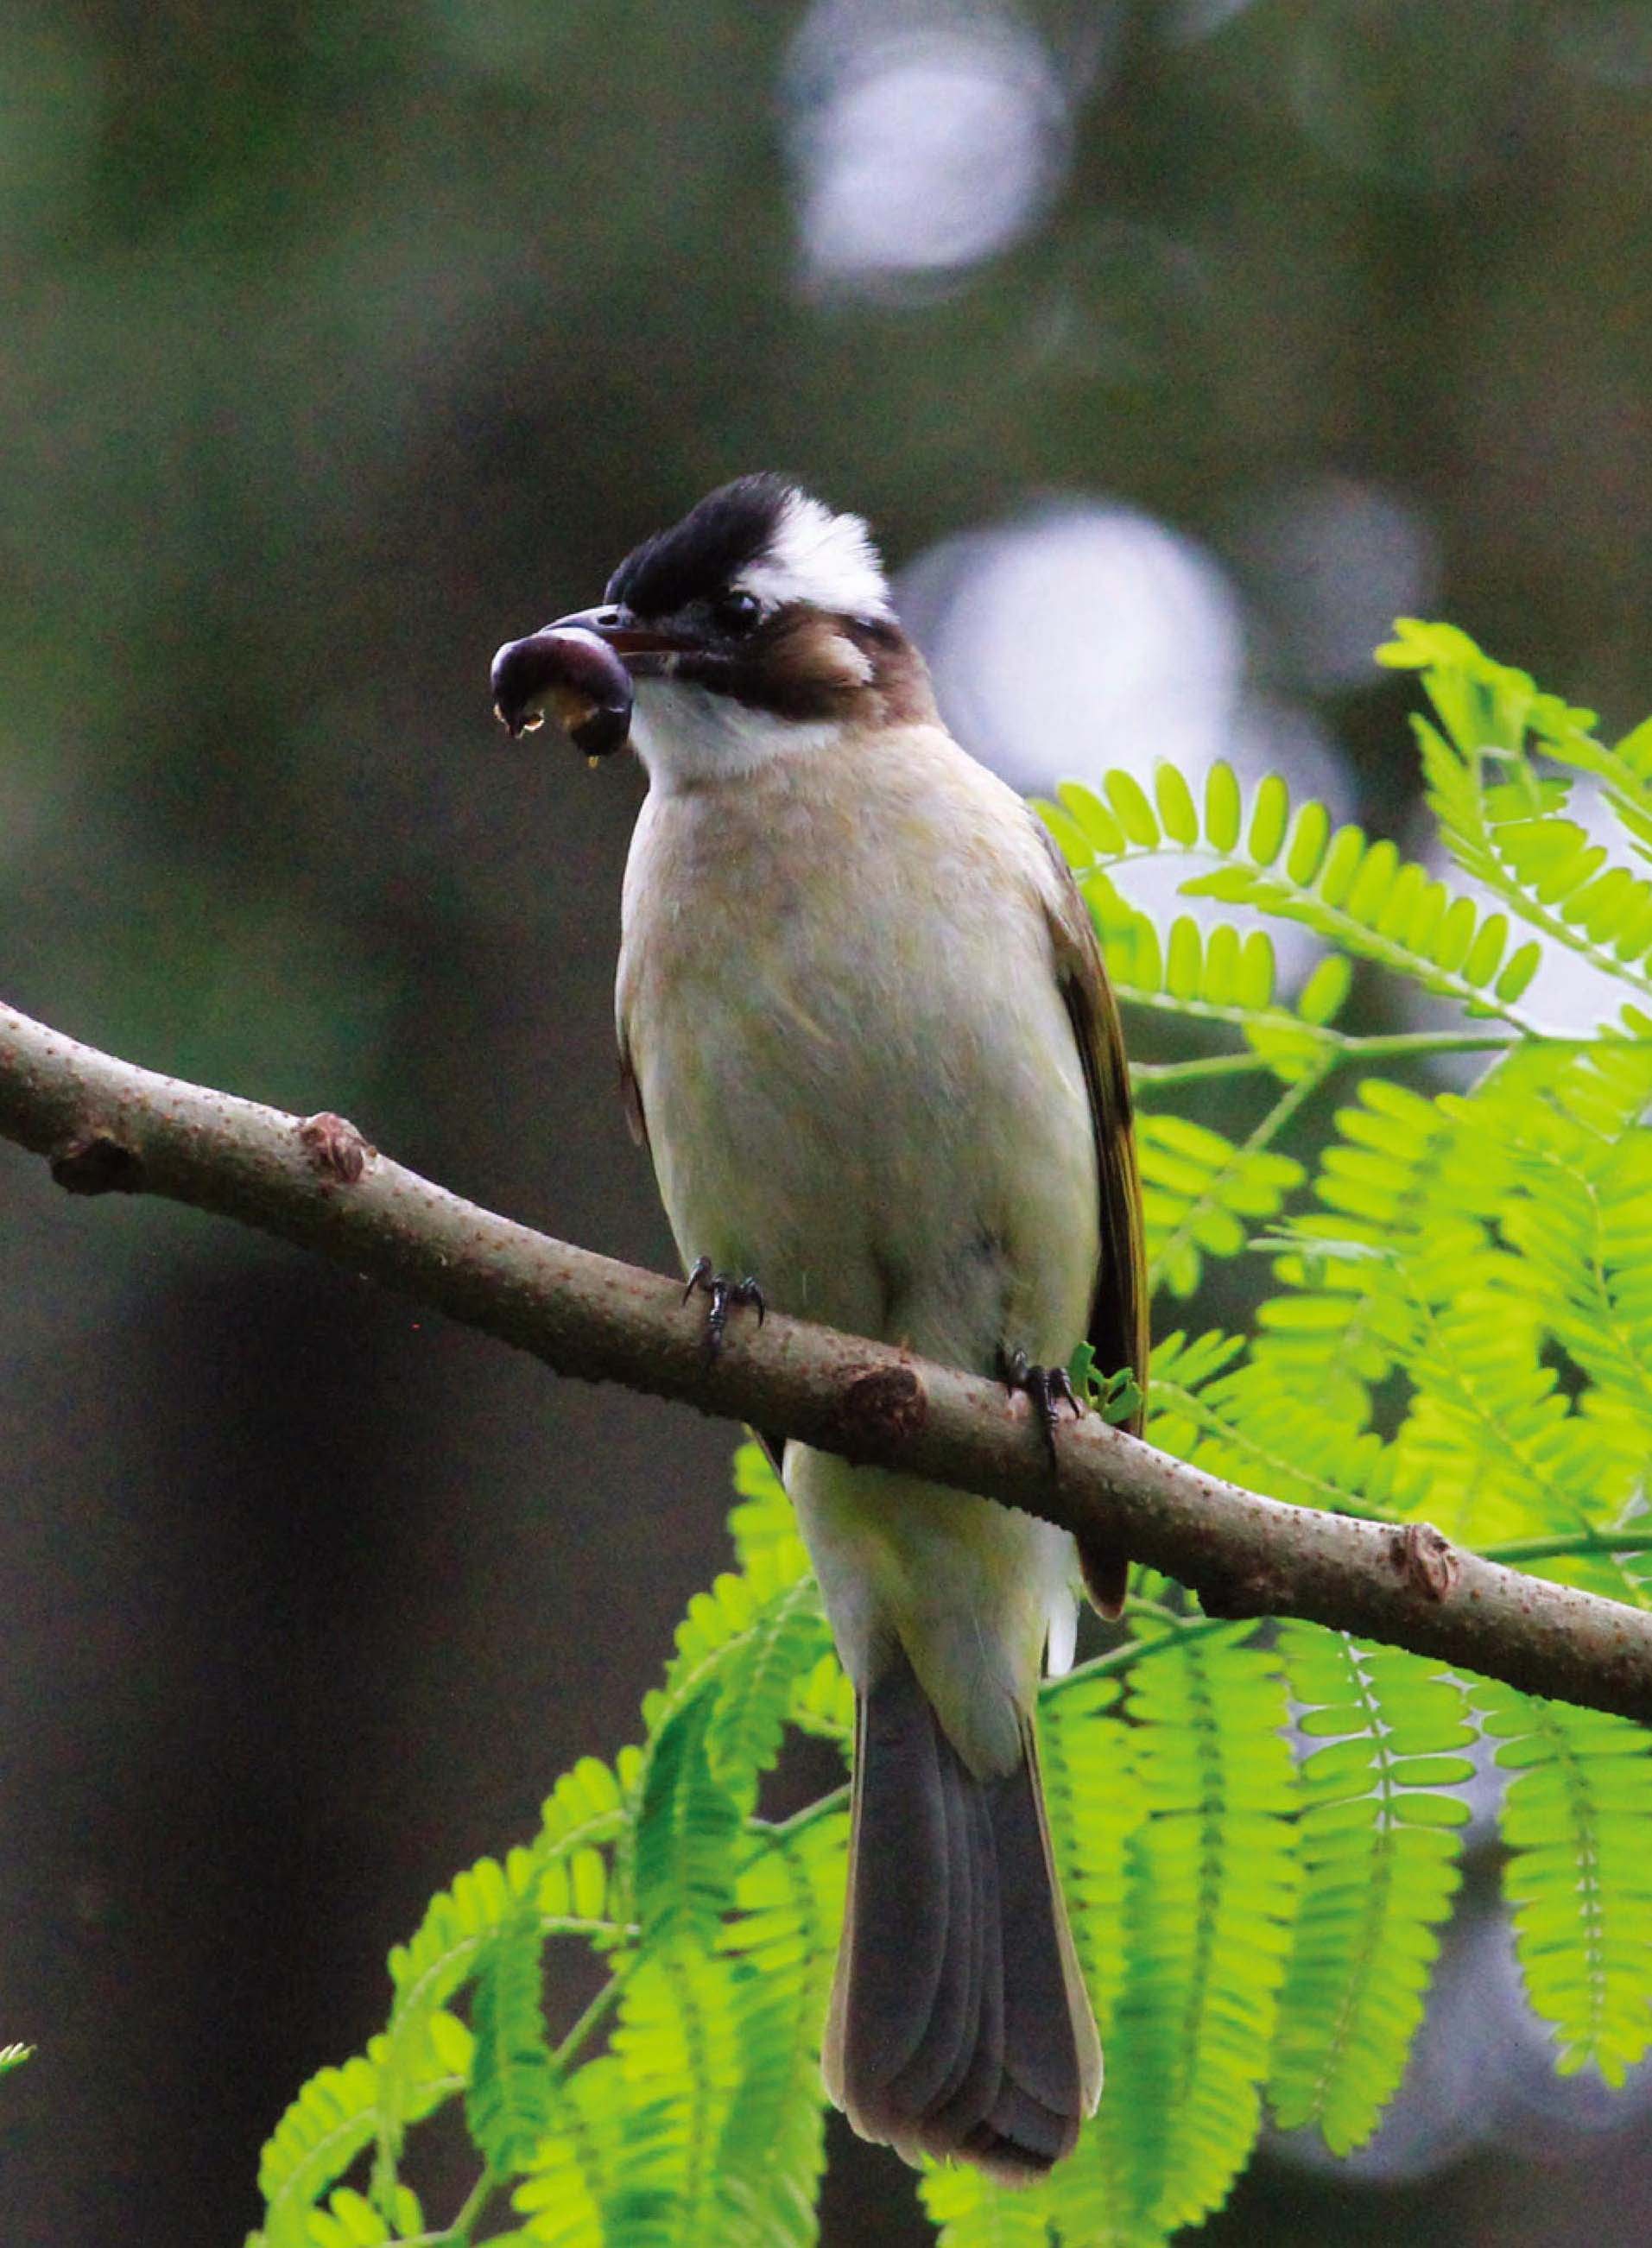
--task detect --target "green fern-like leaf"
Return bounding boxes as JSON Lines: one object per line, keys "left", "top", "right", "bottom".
{"left": 389, "top": 1846, "right": 587, "bottom": 2033}
{"left": 921, "top": 2164, "right": 1056, "bottom": 2248}
{"left": 1249, "top": 1077, "right": 1472, "bottom": 1392}
{"left": 1472, "top": 1682, "right": 1652, "bottom": 2084}
{"left": 1376, "top": 619, "right": 1598, "bottom": 751}
{"left": 1138, "top": 1112, "right": 1304, "bottom": 1297}
{"left": 1040, "top": 1632, "right": 1300, "bottom": 2247}
{"left": 709, "top": 1811, "right": 845, "bottom": 2247}
{"left": 373, "top": 1829, "right": 611, "bottom": 2204}
{"left": 707, "top": 1575, "right": 832, "bottom": 1803}
{"left": 630, "top": 1556, "right": 834, "bottom": 1954}
{"left": 633, "top": 1684, "right": 747, "bottom": 1953}
{"left": 256, "top": 2022, "right": 456, "bottom": 2248}
{"left": 529, "top": 1813, "right": 844, "bottom": 2248}
{"left": 1376, "top": 618, "right": 1652, "bottom": 1008}
{"left": 541, "top": 1751, "right": 637, "bottom": 1860}
{"left": 788, "top": 1648, "right": 855, "bottom": 1745}
{"left": 1268, "top": 1629, "right": 1472, "bottom": 2152}
{"left": 727, "top": 1438, "right": 802, "bottom": 1568}
{"left": 1148, "top": 1328, "right": 1395, "bottom": 1520}
{"left": 513, "top": 2062, "right": 621, "bottom": 2245}
{"left": 1188, "top": 841, "right": 1527, "bottom": 1016}
{"left": 1040, "top": 781, "right": 1355, "bottom": 1061}
{"left": 1043, "top": 759, "right": 1534, "bottom": 1023}
{"left": 1390, "top": 1290, "right": 1579, "bottom": 1546}
{"left": 305, "top": 2183, "right": 422, "bottom": 2246}
{"left": 649, "top": 1547, "right": 815, "bottom": 1729}
{"left": 258, "top": 2055, "right": 383, "bottom": 2248}
{"left": 466, "top": 1901, "right": 557, "bottom": 2172}
{"left": 603, "top": 1948, "right": 749, "bottom": 2245}
{"left": 640, "top": 1543, "right": 824, "bottom": 1799}
{"left": 1041, "top": 1663, "right": 1149, "bottom": 2042}
{"left": 1492, "top": 1047, "right": 1652, "bottom": 1435}
{"left": 1249, "top": 1049, "right": 1650, "bottom": 1580}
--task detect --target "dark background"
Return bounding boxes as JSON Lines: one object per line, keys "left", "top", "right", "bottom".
{"left": 3, "top": 2, "right": 1652, "bottom": 2240}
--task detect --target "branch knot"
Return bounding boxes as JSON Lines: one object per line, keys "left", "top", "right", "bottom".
{"left": 1391, "top": 1521, "right": 1460, "bottom": 1603}
{"left": 50, "top": 1131, "right": 144, "bottom": 1196}
{"left": 822, "top": 1362, "right": 928, "bottom": 1461}
{"left": 299, "top": 1112, "right": 371, "bottom": 1185}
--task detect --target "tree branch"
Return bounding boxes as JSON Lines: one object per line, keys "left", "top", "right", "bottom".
{"left": 4, "top": 996, "right": 1651, "bottom": 1721}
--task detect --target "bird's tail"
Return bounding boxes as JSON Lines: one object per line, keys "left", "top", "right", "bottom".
{"left": 822, "top": 1644, "right": 1102, "bottom": 2183}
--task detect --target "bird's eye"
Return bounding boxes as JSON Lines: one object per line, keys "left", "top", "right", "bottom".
{"left": 713, "top": 588, "right": 763, "bottom": 636}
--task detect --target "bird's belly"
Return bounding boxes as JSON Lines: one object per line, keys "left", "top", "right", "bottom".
{"left": 631, "top": 914, "right": 1098, "bottom": 1373}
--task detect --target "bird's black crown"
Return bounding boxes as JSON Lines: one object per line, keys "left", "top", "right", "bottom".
{"left": 605, "top": 472, "right": 797, "bottom": 620}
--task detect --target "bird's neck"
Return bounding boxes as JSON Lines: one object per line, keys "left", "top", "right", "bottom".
{"left": 629, "top": 679, "right": 845, "bottom": 795}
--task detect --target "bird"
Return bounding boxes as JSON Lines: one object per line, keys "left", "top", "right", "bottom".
{"left": 491, "top": 472, "right": 1148, "bottom": 2183}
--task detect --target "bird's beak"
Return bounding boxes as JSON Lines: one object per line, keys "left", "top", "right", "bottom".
{"left": 490, "top": 605, "right": 693, "bottom": 755}
{"left": 543, "top": 605, "right": 693, "bottom": 680}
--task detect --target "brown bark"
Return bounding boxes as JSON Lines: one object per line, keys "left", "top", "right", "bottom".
{"left": 4, "top": 997, "right": 1649, "bottom": 1721}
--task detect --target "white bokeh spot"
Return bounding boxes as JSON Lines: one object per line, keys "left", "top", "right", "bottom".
{"left": 786, "top": 5, "right": 1072, "bottom": 294}
{"left": 898, "top": 497, "right": 1357, "bottom": 993}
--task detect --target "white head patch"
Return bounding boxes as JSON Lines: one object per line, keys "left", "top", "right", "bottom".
{"left": 739, "top": 489, "right": 891, "bottom": 619}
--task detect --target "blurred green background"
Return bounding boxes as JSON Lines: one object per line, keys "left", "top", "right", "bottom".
{"left": 4, "top": 1, "right": 1652, "bottom": 2239}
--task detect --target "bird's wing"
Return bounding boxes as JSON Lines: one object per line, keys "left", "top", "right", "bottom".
{"left": 617, "top": 1026, "right": 649, "bottom": 1149}
{"left": 1035, "top": 825, "right": 1148, "bottom": 1614}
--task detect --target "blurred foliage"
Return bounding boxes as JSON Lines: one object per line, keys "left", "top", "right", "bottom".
{"left": 8, "top": 0, "right": 1652, "bottom": 1119}
{"left": 249, "top": 629, "right": 1652, "bottom": 2245}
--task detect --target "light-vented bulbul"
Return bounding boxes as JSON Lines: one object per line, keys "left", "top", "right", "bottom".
{"left": 491, "top": 474, "right": 1148, "bottom": 2182}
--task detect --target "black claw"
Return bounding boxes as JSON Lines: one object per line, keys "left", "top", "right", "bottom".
{"left": 1047, "top": 1365, "right": 1082, "bottom": 1420}
{"left": 1001, "top": 1347, "right": 1086, "bottom": 1470}
{"left": 684, "top": 1258, "right": 765, "bottom": 1360}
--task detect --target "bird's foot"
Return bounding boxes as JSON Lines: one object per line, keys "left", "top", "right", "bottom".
{"left": 683, "top": 1256, "right": 766, "bottom": 1361}
{"left": 1000, "top": 1346, "right": 1084, "bottom": 1469}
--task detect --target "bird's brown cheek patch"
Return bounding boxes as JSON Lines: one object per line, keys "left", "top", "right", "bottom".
{"left": 813, "top": 624, "right": 877, "bottom": 692}
{"left": 748, "top": 616, "right": 877, "bottom": 719}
